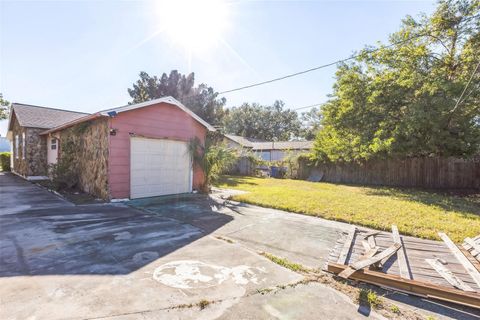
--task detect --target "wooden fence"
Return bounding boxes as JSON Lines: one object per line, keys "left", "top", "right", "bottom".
{"left": 299, "top": 157, "right": 480, "bottom": 189}
{"left": 229, "top": 156, "right": 255, "bottom": 176}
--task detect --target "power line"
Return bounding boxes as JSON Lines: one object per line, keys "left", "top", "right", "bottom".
{"left": 292, "top": 61, "right": 479, "bottom": 115}
{"left": 218, "top": 14, "right": 480, "bottom": 95}
{"left": 450, "top": 59, "right": 480, "bottom": 114}
{"left": 218, "top": 34, "right": 425, "bottom": 95}
{"left": 292, "top": 103, "right": 323, "bottom": 111}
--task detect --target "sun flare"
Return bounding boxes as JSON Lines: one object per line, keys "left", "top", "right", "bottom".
{"left": 156, "top": 0, "right": 230, "bottom": 52}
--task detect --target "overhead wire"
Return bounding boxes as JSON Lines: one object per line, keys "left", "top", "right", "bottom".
{"left": 449, "top": 59, "right": 480, "bottom": 114}
{"left": 218, "top": 34, "right": 424, "bottom": 95}
{"left": 217, "top": 14, "right": 479, "bottom": 95}
{"left": 164, "top": 14, "right": 480, "bottom": 113}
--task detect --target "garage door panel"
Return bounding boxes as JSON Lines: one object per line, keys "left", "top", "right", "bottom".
{"left": 130, "top": 137, "right": 192, "bottom": 199}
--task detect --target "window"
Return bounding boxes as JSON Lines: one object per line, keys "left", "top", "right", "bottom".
{"left": 22, "top": 132, "right": 26, "bottom": 159}
{"left": 15, "top": 135, "right": 19, "bottom": 159}
{"left": 261, "top": 151, "right": 271, "bottom": 161}
{"left": 51, "top": 138, "right": 57, "bottom": 150}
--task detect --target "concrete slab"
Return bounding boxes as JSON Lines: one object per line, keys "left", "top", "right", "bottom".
{"left": 97, "top": 282, "right": 385, "bottom": 320}
{"left": 130, "top": 193, "right": 349, "bottom": 269}
{"left": 0, "top": 236, "right": 303, "bottom": 320}
{"left": 0, "top": 204, "right": 210, "bottom": 276}
{"left": 127, "top": 192, "right": 480, "bottom": 320}
{"left": 220, "top": 282, "right": 385, "bottom": 320}
{"left": 0, "top": 172, "right": 71, "bottom": 215}
{"left": 1, "top": 175, "right": 468, "bottom": 319}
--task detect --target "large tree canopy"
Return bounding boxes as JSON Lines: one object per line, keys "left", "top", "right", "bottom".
{"left": 314, "top": 0, "right": 480, "bottom": 162}
{"left": 300, "top": 107, "right": 322, "bottom": 140}
{"left": 127, "top": 70, "right": 226, "bottom": 125}
{"left": 223, "top": 100, "right": 302, "bottom": 141}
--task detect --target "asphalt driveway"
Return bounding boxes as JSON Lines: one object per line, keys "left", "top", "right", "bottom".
{"left": 2, "top": 172, "right": 470, "bottom": 320}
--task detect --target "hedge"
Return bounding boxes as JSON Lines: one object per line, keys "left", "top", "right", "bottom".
{"left": 0, "top": 152, "right": 11, "bottom": 171}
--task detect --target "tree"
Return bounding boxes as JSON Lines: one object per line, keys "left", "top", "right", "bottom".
{"left": 0, "top": 93, "right": 10, "bottom": 120}
{"left": 300, "top": 107, "right": 322, "bottom": 140}
{"left": 188, "top": 135, "right": 238, "bottom": 192}
{"left": 223, "top": 100, "right": 302, "bottom": 141}
{"left": 314, "top": 0, "right": 480, "bottom": 162}
{"left": 127, "top": 70, "right": 226, "bottom": 125}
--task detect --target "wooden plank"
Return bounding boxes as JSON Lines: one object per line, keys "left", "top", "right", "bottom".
{"left": 339, "top": 243, "right": 401, "bottom": 279}
{"left": 463, "top": 241, "right": 479, "bottom": 258}
{"left": 426, "top": 258, "right": 474, "bottom": 292}
{"left": 392, "top": 225, "right": 411, "bottom": 279}
{"left": 337, "top": 227, "right": 356, "bottom": 264}
{"left": 351, "top": 243, "right": 401, "bottom": 270}
{"left": 362, "top": 231, "right": 381, "bottom": 239}
{"left": 465, "top": 238, "right": 480, "bottom": 255}
{"left": 361, "top": 240, "right": 371, "bottom": 252}
{"left": 367, "top": 234, "right": 376, "bottom": 249}
{"left": 327, "top": 263, "right": 480, "bottom": 309}
{"left": 362, "top": 247, "right": 380, "bottom": 259}
{"left": 439, "top": 232, "right": 480, "bottom": 287}
{"left": 459, "top": 247, "right": 480, "bottom": 273}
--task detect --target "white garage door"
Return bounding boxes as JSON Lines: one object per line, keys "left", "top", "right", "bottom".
{"left": 130, "top": 137, "right": 192, "bottom": 199}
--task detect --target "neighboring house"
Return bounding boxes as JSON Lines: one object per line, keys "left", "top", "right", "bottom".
{"left": 224, "top": 134, "right": 313, "bottom": 161}
{"left": 0, "top": 136, "right": 11, "bottom": 152}
{"left": 7, "top": 97, "right": 214, "bottom": 200}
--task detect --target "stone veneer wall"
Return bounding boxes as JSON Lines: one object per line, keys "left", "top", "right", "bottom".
{"left": 10, "top": 113, "right": 47, "bottom": 176}
{"left": 26, "top": 128, "right": 48, "bottom": 176}
{"left": 10, "top": 114, "right": 28, "bottom": 176}
{"left": 58, "top": 118, "right": 109, "bottom": 199}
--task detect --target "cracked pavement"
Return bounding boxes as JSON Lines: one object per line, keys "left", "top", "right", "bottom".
{"left": 2, "top": 173, "right": 474, "bottom": 319}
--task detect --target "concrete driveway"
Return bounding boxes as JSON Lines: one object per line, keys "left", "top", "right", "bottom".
{"left": 3, "top": 172, "right": 468, "bottom": 320}
{"left": 0, "top": 172, "right": 71, "bottom": 215}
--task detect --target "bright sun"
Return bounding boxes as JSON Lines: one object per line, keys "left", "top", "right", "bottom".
{"left": 156, "top": 0, "right": 230, "bottom": 52}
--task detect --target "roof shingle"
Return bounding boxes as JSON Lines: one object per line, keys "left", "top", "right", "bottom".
{"left": 251, "top": 140, "right": 313, "bottom": 150}
{"left": 225, "top": 135, "right": 313, "bottom": 150}
{"left": 11, "top": 103, "right": 88, "bottom": 129}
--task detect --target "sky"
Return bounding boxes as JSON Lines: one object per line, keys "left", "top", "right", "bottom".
{"left": 0, "top": 0, "right": 437, "bottom": 136}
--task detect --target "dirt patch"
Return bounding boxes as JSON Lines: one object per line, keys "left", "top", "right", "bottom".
{"left": 35, "top": 180, "right": 106, "bottom": 205}
{"left": 258, "top": 251, "right": 427, "bottom": 320}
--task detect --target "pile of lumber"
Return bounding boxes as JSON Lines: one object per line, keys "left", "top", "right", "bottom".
{"left": 326, "top": 226, "right": 480, "bottom": 309}
{"left": 463, "top": 236, "right": 480, "bottom": 263}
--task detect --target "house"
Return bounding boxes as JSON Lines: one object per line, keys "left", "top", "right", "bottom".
{"left": 7, "top": 103, "right": 88, "bottom": 178}
{"left": 224, "top": 134, "right": 313, "bottom": 161}
{"left": 7, "top": 97, "right": 214, "bottom": 200}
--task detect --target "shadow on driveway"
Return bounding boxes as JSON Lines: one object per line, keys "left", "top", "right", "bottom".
{"left": 0, "top": 175, "right": 232, "bottom": 276}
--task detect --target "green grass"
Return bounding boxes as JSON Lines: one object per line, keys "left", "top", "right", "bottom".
{"left": 358, "top": 289, "right": 383, "bottom": 309}
{"left": 260, "top": 252, "right": 310, "bottom": 273}
{"left": 215, "top": 176, "right": 480, "bottom": 242}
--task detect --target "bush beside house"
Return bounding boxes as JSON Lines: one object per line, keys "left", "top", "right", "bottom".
{"left": 0, "top": 152, "right": 11, "bottom": 171}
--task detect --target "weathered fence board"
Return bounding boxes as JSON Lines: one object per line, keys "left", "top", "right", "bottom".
{"left": 300, "top": 157, "right": 480, "bottom": 189}
{"left": 230, "top": 156, "right": 254, "bottom": 176}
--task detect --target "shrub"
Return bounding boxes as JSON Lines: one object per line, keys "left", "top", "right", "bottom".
{"left": 188, "top": 137, "right": 238, "bottom": 192}
{"left": 49, "top": 138, "right": 78, "bottom": 191}
{"left": 0, "top": 152, "right": 11, "bottom": 171}
{"left": 272, "top": 150, "right": 310, "bottom": 179}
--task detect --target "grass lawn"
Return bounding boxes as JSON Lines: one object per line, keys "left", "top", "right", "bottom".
{"left": 215, "top": 175, "right": 480, "bottom": 242}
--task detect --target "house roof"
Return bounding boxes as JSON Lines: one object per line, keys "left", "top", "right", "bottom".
{"left": 224, "top": 134, "right": 313, "bottom": 151}
{"left": 224, "top": 134, "right": 264, "bottom": 148}
{"left": 41, "top": 96, "right": 215, "bottom": 135}
{"left": 8, "top": 103, "right": 88, "bottom": 130}
{"left": 98, "top": 96, "right": 215, "bottom": 131}
{"left": 251, "top": 140, "right": 314, "bottom": 151}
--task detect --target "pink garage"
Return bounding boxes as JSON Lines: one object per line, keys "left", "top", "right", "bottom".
{"left": 9, "top": 97, "right": 214, "bottom": 201}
